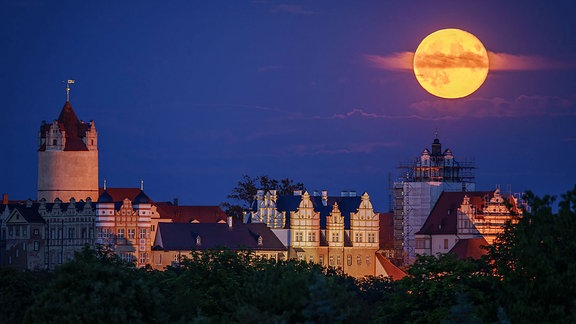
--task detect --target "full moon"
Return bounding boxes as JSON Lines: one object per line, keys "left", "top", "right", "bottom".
{"left": 413, "top": 28, "right": 489, "bottom": 99}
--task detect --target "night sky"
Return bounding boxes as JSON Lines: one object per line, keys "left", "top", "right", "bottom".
{"left": 2, "top": 1, "right": 575, "bottom": 211}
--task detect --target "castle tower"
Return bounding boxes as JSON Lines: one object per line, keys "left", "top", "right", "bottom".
{"left": 393, "top": 134, "right": 475, "bottom": 265}
{"left": 37, "top": 97, "right": 98, "bottom": 202}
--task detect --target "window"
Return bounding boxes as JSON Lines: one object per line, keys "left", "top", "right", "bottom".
{"left": 308, "top": 232, "right": 316, "bottom": 242}
{"left": 68, "top": 228, "right": 75, "bottom": 239}
{"left": 444, "top": 239, "right": 449, "bottom": 250}
{"left": 332, "top": 232, "right": 339, "bottom": 242}
{"left": 53, "top": 139, "right": 57, "bottom": 146}
{"left": 258, "top": 236, "right": 263, "bottom": 246}
{"left": 117, "top": 229, "right": 125, "bottom": 238}
{"left": 151, "top": 225, "right": 156, "bottom": 232}
{"left": 139, "top": 252, "right": 148, "bottom": 265}
{"left": 347, "top": 254, "right": 352, "bottom": 266}
{"left": 81, "top": 228, "right": 87, "bottom": 239}
{"left": 8, "top": 227, "right": 13, "bottom": 237}
{"left": 196, "top": 236, "right": 201, "bottom": 246}
{"left": 23, "top": 227, "right": 27, "bottom": 238}
{"left": 15, "top": 226, "right": 20, "bottom": 237}
{"left": 295, "top": 232, "right": 303, "bottom": 242}
{"left": 319, "top": 255, "right": 324, "bottom": 265}
{"left": 357, "top": 255, "right": 362, "bottom": 265}
{"left": 368, "top": 233, "right": 376, "bottom": 243}
{"left": 366, "top": 256, "right": 370, "bottom": 265}
{"left": 330, "top": 255, "right": 335, "bottom": 266}
{"left": 139, "top": 228, "right": 147, "bottom": 239}
{"left": 355, "top": 232, "right": 363, "bottom": 243}
{"left": 337, "top": 256, "right": 342, "bottom": 266}
{"left": 309, "top": 255, "right": 314, "bottom": 263}
{"left": 33, "top": 241, "right": 39, "bottom": 251}
{"left": 128, "top": 229, "right": 135, "bottom": 239}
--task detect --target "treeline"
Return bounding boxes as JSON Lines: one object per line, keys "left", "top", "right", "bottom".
{"left": 2, "top": 186, "right": 576, "bottom": 323}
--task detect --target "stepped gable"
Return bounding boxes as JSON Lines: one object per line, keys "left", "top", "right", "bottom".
{"left": 274, "top": 193, "right": 364, "bottom": 229}
{"left": 416, "top": 191, "right": 492, "bottom": 235}
{"left": 57, "top": 101, "right": 89, "bottom": 151}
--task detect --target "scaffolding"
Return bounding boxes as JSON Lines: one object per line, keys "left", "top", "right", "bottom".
{"left": 392, "top": 137, "right": 476, "bottom": 265}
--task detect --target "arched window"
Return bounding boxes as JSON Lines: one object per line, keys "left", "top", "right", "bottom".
{"left": 196, "top": 235, "right": 201, "bottom": 246}
{"left": 257, "top": 236, "right": 263, "bottom": 246}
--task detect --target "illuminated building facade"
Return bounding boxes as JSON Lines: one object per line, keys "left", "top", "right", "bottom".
{"left": 393, "top": 134, "right": 475, "bottom": 265}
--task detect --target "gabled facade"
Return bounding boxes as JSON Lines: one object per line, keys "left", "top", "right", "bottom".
{"left": 3, "top": 201, "right": 46, "bottom": 270}
{"left": 95, "top": 189, "right": 152, "bottom": 266}
{"left": 394, "top": 135, "right": 475, "bottom": 265}
{"left": 415, "top": 189, "right": 522, "bottom": 257}
{"left": 248, "top": 190, "right": 382, "bottom": 277}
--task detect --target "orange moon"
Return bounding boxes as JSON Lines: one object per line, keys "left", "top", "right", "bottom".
{"left": 413, "top": 29, "right": 489, "bottom": 99}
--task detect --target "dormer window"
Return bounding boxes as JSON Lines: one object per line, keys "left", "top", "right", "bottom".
{"left": 257, "top": 236, "right": 263, "bottom": 246}
{"left": 53, "top": 139, "right": 57, "bottom": 146}
{"left": 196, "top": 235, "right": 201, "bottom": 246}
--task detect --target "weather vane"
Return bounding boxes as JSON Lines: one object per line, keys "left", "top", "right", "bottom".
{"left": 64, "top": 79, "right": 75, "bottom": 102}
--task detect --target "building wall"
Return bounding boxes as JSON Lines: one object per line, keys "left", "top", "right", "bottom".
{"left": 38, "top": 150, "right": 99, "bottom": 202}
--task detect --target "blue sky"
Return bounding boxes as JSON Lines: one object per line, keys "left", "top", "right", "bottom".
{"left": 1, "top": 1, "right": 575, "bottom": 210}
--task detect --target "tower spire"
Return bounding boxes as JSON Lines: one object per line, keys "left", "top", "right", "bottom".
{"left": 65, "top": 80, "right": 75, "bottom": 102}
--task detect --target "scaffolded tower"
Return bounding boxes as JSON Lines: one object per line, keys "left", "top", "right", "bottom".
{"left": 393, "top": 134, "right": 475, "bottom": 265}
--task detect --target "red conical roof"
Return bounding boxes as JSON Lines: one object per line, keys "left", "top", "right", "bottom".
{"left": 57, "top": 101, "right": 88, "bottom": 151}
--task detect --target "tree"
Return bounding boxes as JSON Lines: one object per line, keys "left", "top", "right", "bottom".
{"left": 487, "top": 185, "right": 576, "bottom": 322}
{"left": 24, "top": 246, "right": 167, "bottom": 323}
{"left": 222, "top": 175, "right": 305, "bottom": 219}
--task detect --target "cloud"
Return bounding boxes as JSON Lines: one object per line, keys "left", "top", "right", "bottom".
{"left": 409, "top": 94, "right": 576, "bottom": 119}
{"left": 311, "top": 108, "right": 456, "bottom": 121}
{"left": 365, "top": 51, "right": 574, "bottom": 71}
{"left": 364, "top": 52, "right": 413, "bottom": 71}
{"left": 271, "top": 4, "right": 314, "bottom": 15}
{"left": 286, "top": 141, "right": 398, "bottom": 156}
{"left": 414, "top": 52, "right": 488, "bottom": 69}
{"left": 488, "top": 52, "right": 574, "bottom": 70}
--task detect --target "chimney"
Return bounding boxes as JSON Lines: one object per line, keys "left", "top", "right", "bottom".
{"left": 173, "top": 198, "right": 179, "bottom": 206}
{"left": 2, "top": 193, "right": 7, "bottom": 205}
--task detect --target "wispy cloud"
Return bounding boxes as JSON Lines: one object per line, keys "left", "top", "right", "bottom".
{"left": 286, "top": 141, "right": 398, "bottom": 156}
{"left": 364, "top": 52, "right": 413, "bottom": 71}
{"left": 311, "top": 108, "right": 456, "bottom": 121}
{"left": 365, "top": 51, "right": 575, "bottom": 71}
{"left": 410, "top": 94, "right": 576, "bottom": 119}
{"left": 488, "top": 52, "right": 574, "bottom": 70}
{"left": 271, "top": 4, "right": 314, "bottom": 15}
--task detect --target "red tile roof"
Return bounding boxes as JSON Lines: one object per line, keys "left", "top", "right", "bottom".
{"left": 57, "top": 101, "right": 90, "bottom": 151}
{"left": 155, "top": 202, "right": 227, "bottom": 223}
{"left": 375, "top": 253, "right": 406, "bottom": 280}
{"left": 416, "top": 191, "right": 492, "bottom": 235}
{"left": 98, "top": 188, "right": 145, "bottom": 202}
{"left": 449, "top": 237, "right": 488, "bottom": 260}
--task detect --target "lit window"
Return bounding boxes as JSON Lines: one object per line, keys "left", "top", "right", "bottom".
{"left": 196, "top": 236, "right": 201, "bottom": 246}
{"left": 128, "top": 229, "right": 135, "bottom": 239}
{"left": 337, "top": 256, "right": 341, "bottom": 266}
{"left": 366, "top": 256, "right": 370, "bottom": 265}
{"left": 444, "top": 239, "right": 449, "bottom": 250}
{"left": 309, "top": 255, "right": 314, "bottom": 263}
{"left": 140, "top": 228, "right": 147, "bottom": 239}
{"left": 357, "top": 255, "right": 362, "bottom": 265}
{"left": 34, "top": 241, "right": 39, "bottom": 251}
{"left": 330, "top": 255, "right": 334, "bottom": 266}
{"left": 117, "top": 229, "right": 125, "bottom": 238}
{"left": 347, "top": 255, "right": 352, "bottom": 266}
{"left": 319, "top": 255, "right": 324, "bottom": 265}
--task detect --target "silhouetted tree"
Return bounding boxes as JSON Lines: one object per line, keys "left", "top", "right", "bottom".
{"left": 222, "top": 175, "right": 304, "bottom": 219}
{"left": 488, "top": 185, "right": 576, "bottom": 322}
